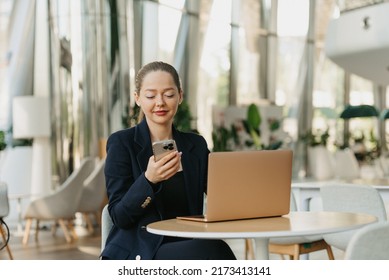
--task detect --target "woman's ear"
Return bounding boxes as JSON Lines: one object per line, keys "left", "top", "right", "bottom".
{"left": 134, "top": 92, "right": 140, "bottom": 106}
{"left": 179, "top": 91, "right": 183, "bottom": 105}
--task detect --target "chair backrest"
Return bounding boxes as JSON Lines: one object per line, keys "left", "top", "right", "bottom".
{"left": 344, "top": 222, "right": 389, "bottom": 260}
{"left": 101, "top": 204, "right": 113, "bottom": 251}
{"left": 77, "top": 159, "right": 106, "bottom": 213}
{"left": 320, "top": 184, "right": 387, "bottom": 251}
{"left": 49, "top": 157, "right": 97, "bottom": 212}
{"left": 321, "top": 184, "right": 387, "bottom": 221}
{"left": 0, "top": 182, "right": 10, "bottom": 218}
{"left": 83, "top": 159, "right": 105, "bottom": 192}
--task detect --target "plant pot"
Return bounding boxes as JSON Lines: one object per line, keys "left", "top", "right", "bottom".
{"left": 308, "top": 146, "right": 334, "bottom": 180}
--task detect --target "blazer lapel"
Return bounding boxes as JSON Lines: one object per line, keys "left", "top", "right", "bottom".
{"left": 134, "top": 120, "right": 153, "bottom": 172}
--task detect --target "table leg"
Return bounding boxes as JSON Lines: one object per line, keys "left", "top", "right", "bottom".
{"left": 254, "top": 238, "right": 270, "bottom": 260}
{"left": 292, "top": 189, "right": 311, "bottom": 211}
{"left": 15, "top": 197, "right": 24, "bottom": 236}
{"left": 8, "top": 196, "right": 24, "bottom": 236}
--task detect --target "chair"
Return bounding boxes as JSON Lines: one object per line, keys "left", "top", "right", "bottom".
{"left": 344, "top": 222, "right": 389, "bottom": 260}
{"left": 77, "top": 159, "right": 106, "bottom": 234}
{"left": 101, "top": 204, "right": 113, "bottom": 251}
{"left": 22, "top": 157, "right": 96, "bottom": 245}
{"left": 0, "top": 182, "right": 13, "bottom": 259}
{"left": 267, "top": 191, "right": 334, "bottom": 260}
{"left": 321, "top": 184, "right": 387, "bottom": 255}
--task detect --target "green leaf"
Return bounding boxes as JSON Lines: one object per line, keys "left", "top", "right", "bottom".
{"left": 247, "top": 104, "right": 261, "bottom": 129}
{"left": 250, "top": 129, "right": 261, "bottom": 149}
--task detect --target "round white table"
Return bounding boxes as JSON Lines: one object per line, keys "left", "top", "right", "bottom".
{"left": 147, "top": 211, "right": 377, "bottom": 259}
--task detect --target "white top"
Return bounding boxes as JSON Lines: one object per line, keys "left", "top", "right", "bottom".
{"left": 147, "top": 211, "right": 377, "bottom": 239}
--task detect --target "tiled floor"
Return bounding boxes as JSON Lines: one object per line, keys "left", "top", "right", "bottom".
{"left": 1, "top": 221, "right": 344, "bottom": 260}
{"left": 1, "top": 222, "right": 101, "bottom": 260}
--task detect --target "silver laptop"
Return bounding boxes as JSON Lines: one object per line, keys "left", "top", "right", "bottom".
{"left": 177, "top": 149, "right": 293, "bottom": 222}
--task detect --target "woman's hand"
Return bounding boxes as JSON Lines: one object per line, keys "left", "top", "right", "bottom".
{"left": 145, "top": 151, "right": 182, "bottom": 184}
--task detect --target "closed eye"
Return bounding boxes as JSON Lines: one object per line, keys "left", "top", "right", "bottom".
{"left": 164, "top": 91, "right": 176, "bottom": 98}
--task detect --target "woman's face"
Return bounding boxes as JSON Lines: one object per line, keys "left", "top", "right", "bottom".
{"left": 135, "top": 70, "right": 182, "bottom": 127}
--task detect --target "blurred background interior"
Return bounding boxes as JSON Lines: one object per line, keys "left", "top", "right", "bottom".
{"left": 1, "top": 0, "right": 389, "bottom": 260}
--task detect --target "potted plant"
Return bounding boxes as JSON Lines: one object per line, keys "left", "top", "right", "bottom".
{"left": 212, "top": 104, "right": 283, "bottom": 152}
{"left": 301, "top": 129, "right": 329, "bottom": 147}
{"left": 211, "top": 107, "right": 240, "bottom": 152}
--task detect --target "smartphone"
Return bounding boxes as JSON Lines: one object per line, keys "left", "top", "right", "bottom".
{"left": 152, "top": 139, "right": 182, "bottom": 171}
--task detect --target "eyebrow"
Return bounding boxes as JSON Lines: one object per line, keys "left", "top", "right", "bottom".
{"left": 144, "top": 87, "right": 176, "bottom": 93}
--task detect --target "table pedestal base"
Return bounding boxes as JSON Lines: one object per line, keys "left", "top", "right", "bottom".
{"left": 254, "top": 238, "right": 270, "bottom": 260}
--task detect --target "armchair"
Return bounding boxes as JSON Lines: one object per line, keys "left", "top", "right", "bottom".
{"left": 22, "top": 157, "right": 96, "bottom": 245}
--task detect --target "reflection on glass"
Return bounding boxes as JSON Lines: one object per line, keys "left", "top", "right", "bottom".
{"left": 350, "top": 75, "right": 374, "bottom": 105}
{"left": 48, "top": 0, "right": 133, "bottom": 182}
{"left": 197, "top": 0, "right": 232, "bottom": 145}
{"left": 236, "top": 0, "right": 261, "bottom": 106}
{"left": 158, "top": 5, "right": 183, "bottom": 62}
{"left": 277, "top": 0, "right": 309, "bottom": 37}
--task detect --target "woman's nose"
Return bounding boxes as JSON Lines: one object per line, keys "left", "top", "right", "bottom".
{"left": 156, "top": 95, "right": 164, "bottom": 105}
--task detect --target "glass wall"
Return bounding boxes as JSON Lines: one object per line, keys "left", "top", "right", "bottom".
{"left": 1, "top": 0, "right": 388, "bottom": 180}
{"left": 196, "top": 0, "right": 232, "bottom": 143}
{"left": 0, "top": 0, "right": 13, "bottom": 130}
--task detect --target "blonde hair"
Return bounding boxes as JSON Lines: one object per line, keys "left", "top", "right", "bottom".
{"left": 135, "top": 61, "right": 181, "bottom": 93}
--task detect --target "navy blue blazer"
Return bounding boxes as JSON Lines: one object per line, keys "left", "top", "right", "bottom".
{"left": 100, "top": 120, "right": 209, "bottom": 260}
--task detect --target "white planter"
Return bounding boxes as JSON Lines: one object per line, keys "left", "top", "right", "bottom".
{"left": 308, "top": 146, "right": 334, "bottom": 180}
{"left": 333, "top": 149, "right": 360, "bottom": 179}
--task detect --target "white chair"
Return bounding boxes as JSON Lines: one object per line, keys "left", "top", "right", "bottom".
{"left": 0, "top": 182, "right": 13, "bottom": 259}
{"left": 77, "top": 159, "right": 106, "bottom": 234}
{"left": 268, "top": 192, "right": 334, "bottom": 260}
{"left": 101, "top": 204, "right": 113, "bottom": 251}
{"left": 344, "top": 222, "right": 389, "bottom": 260}
{"left": 22, "top": 157, "right": 96, "bottom": 245}
{"left": 321, "top": 184, "right": 387, "bottom": 255}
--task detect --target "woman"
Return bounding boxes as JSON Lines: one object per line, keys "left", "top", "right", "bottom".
{"left": 100, "top": 61, "right": 236, "bottom": 260}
